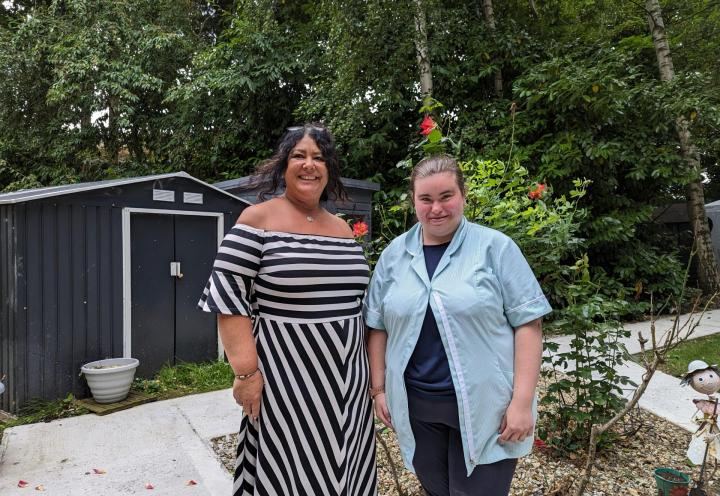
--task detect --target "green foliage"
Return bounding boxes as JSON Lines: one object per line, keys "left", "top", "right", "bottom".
{"left": 462, "top": 160, "right": 587, "bottom": 286}
{"left": 540, "top": 256, "right": 634, "bottom": 453}
{"left": 296, "top": 0, "right": 419, "bottom": 178}
{"left": 165, "top": 0, "right": 317, "bottom": 180}
{"left": 511, "top": 44, "right": 702, "bottom": 309}
{"left": 0, "top": 0, "right": 715, "bottom": 316}
{"left": 132, "top": 360, "right": 234, "bottom": 398}
{"left": 0, "top": 0, "right": 204, "bottom": 183}
{"left": 0, "top": 394, "right": 88, "bottom": 439}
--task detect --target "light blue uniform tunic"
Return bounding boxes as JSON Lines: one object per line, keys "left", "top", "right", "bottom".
{"left": 364, "top": 217, "right": 552, "bottom": 475}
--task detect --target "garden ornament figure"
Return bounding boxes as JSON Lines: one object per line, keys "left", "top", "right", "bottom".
{"left": 680, "top": 360, "right": 720, "bottom": 496}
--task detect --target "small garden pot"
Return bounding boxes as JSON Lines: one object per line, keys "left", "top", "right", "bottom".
{"left": 654, "top": 467, "right": 691, "bottom": 496}
{"left": 81, "top": 358, "right": 139, "bottom": 404}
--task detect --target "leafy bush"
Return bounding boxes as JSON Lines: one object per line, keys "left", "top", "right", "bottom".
{"left": 461, "top": 159, "right": 588, "bottom": 307}
{"left": 540, "top": 256, "right": 634, "bottom": 453}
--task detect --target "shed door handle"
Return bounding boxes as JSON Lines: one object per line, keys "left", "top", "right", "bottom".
{"left": 170, "top": 262, "right": 184, "bottom": 279}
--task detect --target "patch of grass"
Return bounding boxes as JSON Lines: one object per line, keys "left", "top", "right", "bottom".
{"left": 131, "top": 360, "right": 234, "bottom": 399}
{"left": 633, "top": 333, "right": 720, "bottom": 377}
{"left": 1, "top": 360, "right": 234, "bottom": 440}
{"left": 0, "top": 394, "right": 89, "bottom": 439}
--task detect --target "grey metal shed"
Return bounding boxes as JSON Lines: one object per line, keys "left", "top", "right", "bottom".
{"left": 214, "top": 176, "right": 380, "bottom": 236}
{"left": 704, "top": 200, "right": 720, "bottom": 263}
{"left": 0, "top": 172, "right": 248, "bottom": 413}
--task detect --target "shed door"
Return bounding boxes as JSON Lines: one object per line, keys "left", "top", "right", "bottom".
{"left": 130, "top": 213, "right": 218, "bottom": 378}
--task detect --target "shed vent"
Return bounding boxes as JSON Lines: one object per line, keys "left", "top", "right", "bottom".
{"left": 183, "top": 192, "right": 203, "bottom": 205}
{"left": 152, "top": 189, "right": 175, "bottom": 202}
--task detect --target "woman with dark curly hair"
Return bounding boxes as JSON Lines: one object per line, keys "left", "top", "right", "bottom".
{"left": 199, "top": 124, "right": 377, "bottom": 496}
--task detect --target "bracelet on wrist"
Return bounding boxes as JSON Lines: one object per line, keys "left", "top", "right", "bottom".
{"left": 234, "top": 368, "right": 259, "bottom": 381}
{"left": 369, "top": 384, "right": 385, "bottom": 399}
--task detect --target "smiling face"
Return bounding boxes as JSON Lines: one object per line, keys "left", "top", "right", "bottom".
{"left": 692, "top": 369, "right": 720, "bottom": 395}
{"left": 283, "top": 134, "right": 328, "bottom": 201}
{"left": 413, "top": 171, "right": 465, "bottom": 245}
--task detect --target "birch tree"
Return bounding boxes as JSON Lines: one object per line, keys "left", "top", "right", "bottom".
{"left": 646, "top": 0, "right": 720, "bottom": 293}
{"left": 413, "top": 0, "right": 433, "bottom": 103}
{"left": 481, "top": 0, "right": 503, "bottom": 97}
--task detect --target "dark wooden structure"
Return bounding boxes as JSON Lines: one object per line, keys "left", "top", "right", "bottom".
{"left": 0, "top": 173, "right": 247, "bottom": 412}
{"left": 214, "top": 176, "right": 380, "bottom": 236}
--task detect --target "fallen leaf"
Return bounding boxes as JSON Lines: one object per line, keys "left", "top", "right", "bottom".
{"left": 18, "top": 480, "right": 29, "bottom": 488}
{"left": 92, "top": 468, "right": 107, "bottom": 475}
{"left": 145, "top": 483, "right": 154, "bottom": 490}
{"left": 186, "top": 480, "right": 197, "bottom": 486}
{"left": 35, "top": 485, "right": 46, "bottom": 492}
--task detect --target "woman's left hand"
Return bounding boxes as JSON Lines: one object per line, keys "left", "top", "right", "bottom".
{"left": 498, "top": 399, "right": 534, "bottom": 443}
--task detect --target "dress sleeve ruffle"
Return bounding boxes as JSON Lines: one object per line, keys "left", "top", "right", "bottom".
{"left": 198, "top": 224, "right": 264, "bottom": 316}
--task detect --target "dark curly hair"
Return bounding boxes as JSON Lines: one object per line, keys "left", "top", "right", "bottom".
{"left": 253, "top": 123, "right": 347, "bottom": 202}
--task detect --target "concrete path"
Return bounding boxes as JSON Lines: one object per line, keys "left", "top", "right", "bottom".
{"left": 2, "top": 309, "right": 720, "bottom": 494}
{"left": 0, "top": 389, "right": 239, "bottom": 495}
{"left": 547, "top": 308, "right": 720, "bottom": 432}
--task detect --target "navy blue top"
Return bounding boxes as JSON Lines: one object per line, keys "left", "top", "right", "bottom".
{"left": 404, "top": 242, "right": 455, "bottom": 397}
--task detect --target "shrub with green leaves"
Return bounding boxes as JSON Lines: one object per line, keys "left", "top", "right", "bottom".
{"left": 461, "top": 159, "right": 588, "bottom": 307}
{"left": 540, "top": 256, "right": 634, "bottom": 453}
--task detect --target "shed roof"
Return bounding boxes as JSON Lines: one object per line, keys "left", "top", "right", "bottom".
{"left": 652, "top": 203, "right": 689, "bottom": 224}
{"left": 0, "top": 172, "right": 247, "bottom": 205}
{"left": 653, "top": 200, "right": 720, "bottom": 223}
{"left": 214, "top": 176, "right": 381, "bottom": 192}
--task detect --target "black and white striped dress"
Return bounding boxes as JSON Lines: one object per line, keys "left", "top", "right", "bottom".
{"left": 198, "top": 224, "right": 377, "bottom": 496}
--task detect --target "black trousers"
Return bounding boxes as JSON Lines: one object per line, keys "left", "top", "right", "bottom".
{"left": 408, "top": 391, "right": 517, "bottom": 496}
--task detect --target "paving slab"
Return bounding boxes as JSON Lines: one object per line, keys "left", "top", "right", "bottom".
{"left": 0, "top": 389, "right": 241, "bottom": 496}
{"left": 623, "top": 308, "right": 720, "bottom": 354}
{"left": 548, "top": 308, "right": 720, "bottom": 357}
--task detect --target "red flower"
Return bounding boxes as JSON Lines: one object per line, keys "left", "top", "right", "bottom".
{"left": 532, "top": 438, "right": 549, "bottom": 452}
{"left": 528, "top": 183, "right": 546, "bottom": 200}
{"left": 352, "top": 221, "right": 369, "bottom": 238}
{"left": 419, "top": 115, "right": 436, "bottom": 136}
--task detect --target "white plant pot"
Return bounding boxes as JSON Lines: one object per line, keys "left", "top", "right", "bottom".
{"left": 81, "top": 358, "right": 140, "bottom": 404}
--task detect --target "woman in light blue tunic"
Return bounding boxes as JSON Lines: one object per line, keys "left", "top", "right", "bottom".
{"left": 365, "top": 155, "right": 551, "bottom": 496}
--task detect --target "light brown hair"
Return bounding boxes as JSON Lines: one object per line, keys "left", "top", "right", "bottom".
{"left": 409, "top": 154, "right": 466, "bottom": 196}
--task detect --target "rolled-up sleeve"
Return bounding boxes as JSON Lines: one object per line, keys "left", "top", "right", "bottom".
{"left": 198, "top": 224, "right": 264, "bottom": 316}
{"left": 363, "top": 252, "right": 388, "bottom": 330}
{"left": 496, "top": 238, "right": 552, "bottom": 327}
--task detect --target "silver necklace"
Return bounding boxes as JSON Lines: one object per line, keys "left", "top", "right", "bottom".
{"left": 283, "top": 195, "right": 319, "bottom": 222}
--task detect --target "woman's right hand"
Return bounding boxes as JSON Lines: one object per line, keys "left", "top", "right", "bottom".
{"left": 374, "top": 393, "right": 393, "bottom": 430}
{"left": 233, "top": 371, "right": 264, "bottom": 421}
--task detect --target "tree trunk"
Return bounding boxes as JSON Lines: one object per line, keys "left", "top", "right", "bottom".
{"left": 107, "top": 95, "right": 120, "bottom": 165}
{"left": 413, "top": 0, "right": 433, "bottom": 103}
{"left": 646, "top": 0, "right": 720, "bottom": 293}
{"left": 482, "top": 0, "right": 503, "bottom": 97}
{"left": 529, "top": 0, "right": 538, "bottom": 17}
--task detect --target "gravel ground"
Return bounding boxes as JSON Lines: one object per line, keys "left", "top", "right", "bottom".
{"left": 210, "top": 409, "right": 719, "bottom": 495}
